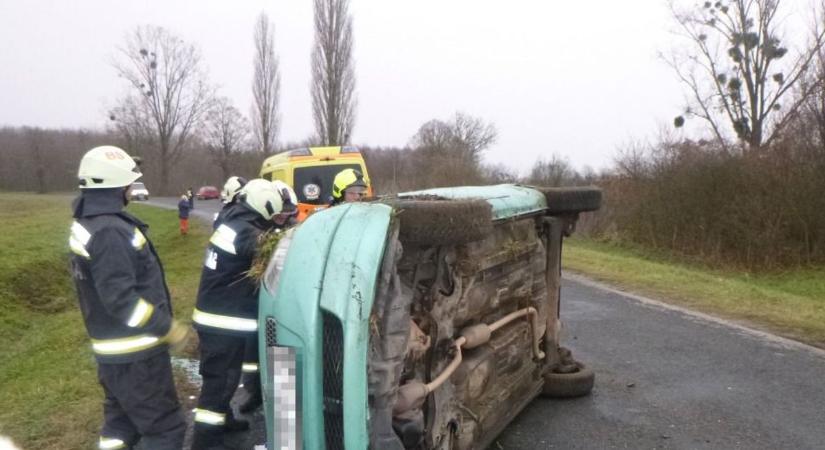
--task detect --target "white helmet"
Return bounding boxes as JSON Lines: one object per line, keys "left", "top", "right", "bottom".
{"left": 271, "top": 180, "right": 298, "bottom": 215}
{"left": 240, "top": 179, "right": 284, "bottom": 220}
{"left": 221, "top": 176, "right": 248, "bottom": 203}
{"left": 77, "top": 146, "right": 141, "bottom": 189}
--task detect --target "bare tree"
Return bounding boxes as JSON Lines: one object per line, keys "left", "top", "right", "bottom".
{"left": 410, "top": 119, "right": 455, "bottom": 156}
{"left": 411, "top": 112, "right": 498, "bottom": 164}
{"left": 480, "top": 163, "right": 520, "bottom": 184}
{"left": 111, "top": 25, "right": 213, "bottom": 193}
{"left": 528, "top": 154, "right": 577, "bottom": 187}
{"left": 795, "top": 43, "right": 825, "bottom": 152}
{"left": 251, "top": 12, "right": 281, "bottom": 155}
{"left": 108, "top": 94, "right": 153, "bottom": 158}
{"left": 409, "top": 112, "right": 497, "bottom": 186}
{"left": 24, "top": 127, "right": 48, "bottom": 193}
{"left": 205, "top": 97, "right": 250, "bottom": 181}
{"left": 666, "top": 0, "right": 825, "bottom": 150}
{"left": 311, "top": 0, "right": 357, "bottom": 146}
{"left": 452, "top": 112, "right": 498, "bottom": 165}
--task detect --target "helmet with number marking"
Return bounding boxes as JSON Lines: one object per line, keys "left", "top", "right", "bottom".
{"left": 77, "top": 146, "right": 142, "bottom": 189}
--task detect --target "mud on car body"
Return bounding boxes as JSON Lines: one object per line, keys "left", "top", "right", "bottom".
{"left": 257, "top": 184, "right": 602, "bottom": 449}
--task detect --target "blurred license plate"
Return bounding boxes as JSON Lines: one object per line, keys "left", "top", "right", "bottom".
{"left": 267, "top": 346, "right": 300, "bottom": 450}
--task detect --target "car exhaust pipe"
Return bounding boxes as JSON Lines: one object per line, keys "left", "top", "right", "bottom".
{"left": 393, "top": 307, "right": 545, "bottom": 415}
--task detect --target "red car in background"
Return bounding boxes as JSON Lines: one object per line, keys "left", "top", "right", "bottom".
{"left": 196, "top": 185, "right": 220, "bottom": 200}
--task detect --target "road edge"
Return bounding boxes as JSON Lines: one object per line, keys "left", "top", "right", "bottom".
{"left": 563, "top": 271, "right": 825, "bottom": 359}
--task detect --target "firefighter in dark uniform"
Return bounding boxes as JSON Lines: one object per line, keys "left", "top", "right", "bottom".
{"left": 191, "top": 179, "right": 285, "bottom": 450}
{"left": 236, "top": 180, "right": 299, "bottom": 414}
{"left": 213, "top": 175, "right": 248, "bottom": 226}
{"left": 68, "top": 145, "right": 188, "bottom": 450}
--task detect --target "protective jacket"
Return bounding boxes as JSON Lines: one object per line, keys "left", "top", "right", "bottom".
{"left": 69, "top": 189, "right": 174, "bottom": 364}
{"left": 178, "top": 199, "right": 191, "bottom": 219}
{"left": 212, "top": 200, "right": 237, "bottom": 230}
{"left": 193, "top": 202, "right": 271, "bottom": 336}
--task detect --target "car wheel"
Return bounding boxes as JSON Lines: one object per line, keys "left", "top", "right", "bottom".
{"left": 541, "top": 361, "right": 595, "bottom": 398}
{"left": 534, "top": 186, "right": 602, "bottom": 214}
{"left": 382, "top": 197, "right": 493, "bottom": 246}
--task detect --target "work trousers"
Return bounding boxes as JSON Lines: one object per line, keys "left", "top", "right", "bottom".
{"left": 97, "top": 351, "right": 185, "bottom": 450}
{"left": 194, "top": 331, "right": 245, "bottom": 431}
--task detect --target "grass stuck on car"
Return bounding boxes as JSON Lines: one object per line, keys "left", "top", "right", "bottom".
{"left": 256, "top": 183, "right": 602, "bottom": 449}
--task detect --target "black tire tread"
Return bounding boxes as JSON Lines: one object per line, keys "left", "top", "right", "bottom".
{"left": 382, "top": 197, "right": 493, "bottom": 246}
{"left": 541, "top": 362, "right": 595, "bottom": 398}
{"left": 534, "top": 186, "right": 602, "bottom": 214}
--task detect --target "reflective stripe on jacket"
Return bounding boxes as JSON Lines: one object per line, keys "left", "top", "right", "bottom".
{"left": 194, "top": 203, "right": 270, "bottom": 336}
{"left": 70, "top": 193, "right": 175, "bottom": 364}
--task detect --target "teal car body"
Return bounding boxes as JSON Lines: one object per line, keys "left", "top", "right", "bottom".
{"left": 400, "top": 184, "right": 548, "bottom": 221}
{"left": 257, "top": 184, "right": 600, "bottom": 449}
{"left": 258, "top": 202, "right": 393, "bottom": 449}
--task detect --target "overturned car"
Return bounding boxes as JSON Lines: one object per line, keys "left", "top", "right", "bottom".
{"left": 257, "top": 184, "right": 602, "bottom": 449}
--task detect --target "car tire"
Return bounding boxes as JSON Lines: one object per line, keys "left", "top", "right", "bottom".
{"left": 541, "top": 361, "right": 595, "bottom": 398}
{"left": 534, "top": 186, "right": 602, "bottom": 214}
{"left": 383, "top": 197, "right": 493, "bottom": 246}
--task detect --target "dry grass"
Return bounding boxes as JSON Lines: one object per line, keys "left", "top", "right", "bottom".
{"left": 0, "top": 193, "right": 208, "bottom": 449}
{"left": 247, "top": 229, "right": 286, "bottom": 283}
{"left": 564, "top": 237, "right": 825, "bottom": 347}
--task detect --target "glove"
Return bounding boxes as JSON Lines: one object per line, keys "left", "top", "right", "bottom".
{"left": 164, "top": 320, "right": 191, "bottom": 353}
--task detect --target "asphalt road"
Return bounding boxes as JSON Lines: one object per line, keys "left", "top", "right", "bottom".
{"left": 144, "top": 196, "right": 223, "bottom": 223}
{"left": 145, "top": 198, "right": 825, "bottom": 449}
{"left": 495, "top": 275, "right": 825, "bottom": 450}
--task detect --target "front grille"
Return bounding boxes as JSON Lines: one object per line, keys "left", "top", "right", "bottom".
{"left": 322, "top": 311, "right": 345, "bottom": 449}
{"left": 265, "top": 317, "right": 277, "bottom": 346}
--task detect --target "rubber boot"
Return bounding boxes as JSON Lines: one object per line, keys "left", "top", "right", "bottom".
{"left": 191, "top": 428, "right": 235, "bottom": 450}
{"left": 224, "top": 411, "right": 250, "bottom": 433}
{"left": 238, "top": 374, "right": 262, "bottom": 413}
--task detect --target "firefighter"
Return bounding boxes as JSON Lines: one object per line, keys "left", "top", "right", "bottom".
{"left": 213, "top": 176, "right": 248, "bottom": 226}
{"left": 330, "top": 167, "right": 370, "bottom": 205}
{"left": 237, "top": 180, "right": 299, "bottom": 414}
{"left": 69, "top": 145, "right": 188, "bottom": 450}
{"left": 191, "top": 179, "right": 285, "bottom": 450}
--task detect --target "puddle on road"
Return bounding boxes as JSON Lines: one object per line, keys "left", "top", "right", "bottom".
{"left": 171, "top": 356, "right": 201, "bottom": 388}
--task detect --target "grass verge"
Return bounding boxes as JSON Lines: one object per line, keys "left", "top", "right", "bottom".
{"left": 563, "top": 238, "right": 825, "bottom": 347}
{"left": 0, "top": 193, "right": 207, "bottom": 449}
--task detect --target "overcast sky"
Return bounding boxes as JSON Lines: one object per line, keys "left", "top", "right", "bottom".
{"left": 0, "top": 0, "right": 757, "bottom": 173}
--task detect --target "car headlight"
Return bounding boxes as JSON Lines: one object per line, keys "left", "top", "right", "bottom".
{"left": 263, "top": 227, "right": 295, "bottom": 294}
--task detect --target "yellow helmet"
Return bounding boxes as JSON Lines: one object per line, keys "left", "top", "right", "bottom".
{"left": 332, "top": 168, "right": 369, "bottom": 200}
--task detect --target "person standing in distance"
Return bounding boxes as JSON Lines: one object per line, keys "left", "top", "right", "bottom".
{"left": 69, "top": 145, "right": 189, "bottom": 450}
{"left": 190, "top": 179, "right": 284, "bottom": 450}
{"left": 178, "top": 194, "right": 192, "bottom": 235}
{"left": 187, "top": 187, "right": 195, "bottom": 209}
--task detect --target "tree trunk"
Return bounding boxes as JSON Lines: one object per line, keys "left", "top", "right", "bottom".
{"left": 159, "top": 136, "right": 171, "bottom": 194}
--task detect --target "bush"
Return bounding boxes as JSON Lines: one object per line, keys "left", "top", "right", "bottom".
{"left": 591, "top": 139, "right": 825, "bottom": 270}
